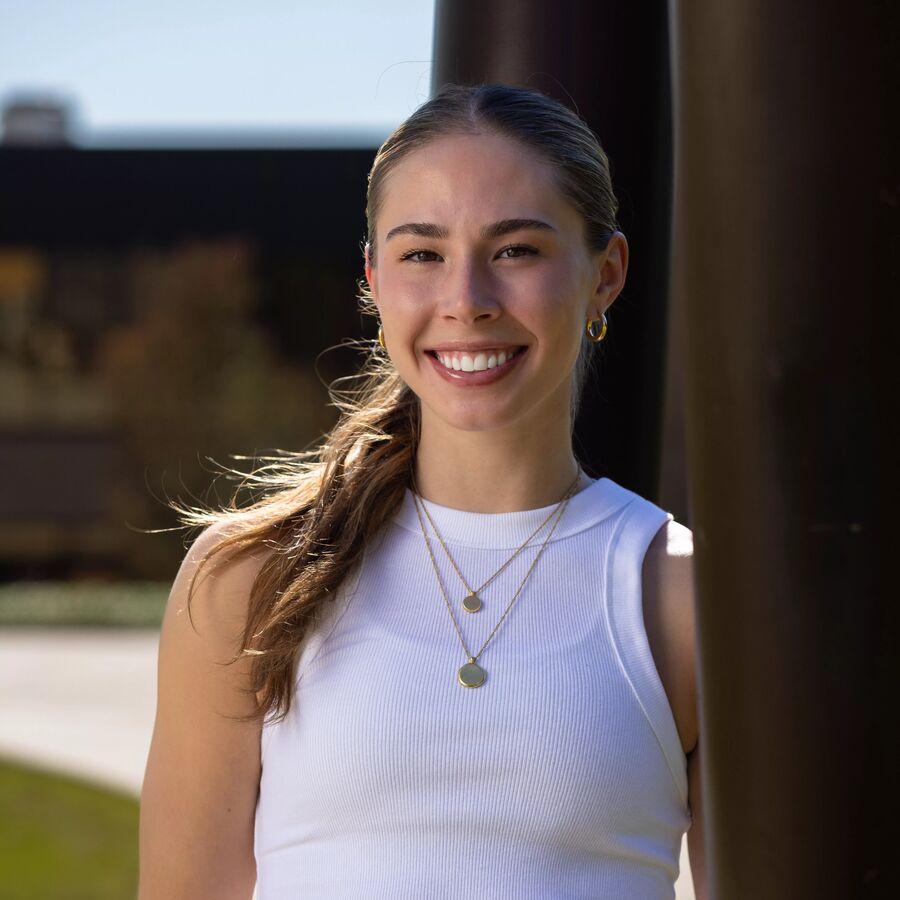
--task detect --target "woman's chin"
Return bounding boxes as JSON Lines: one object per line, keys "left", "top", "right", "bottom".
{"left": 418, "top": 397, "right": 526, "bottom": 434}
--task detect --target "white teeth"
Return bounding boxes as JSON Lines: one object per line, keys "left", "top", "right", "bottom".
{"left": 435, "top": 348, "right": 520, "bottom": 372}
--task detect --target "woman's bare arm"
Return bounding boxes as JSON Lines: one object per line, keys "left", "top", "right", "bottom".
{"left": 138, "top": 522, "right": 270, "bottom": 900}
{"left": 643, "top": 520, "right": 708, "bottom": 898}
{"left": 688, "top": 739, "right": 708, "bottom": 900}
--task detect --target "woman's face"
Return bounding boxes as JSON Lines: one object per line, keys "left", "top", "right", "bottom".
{"left": 365, "top": 131, "right": 627, "bottom": 437}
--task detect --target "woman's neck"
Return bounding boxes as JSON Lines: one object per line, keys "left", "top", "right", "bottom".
{"left": 412, "top": 427, "right": 589, "bottom": 514}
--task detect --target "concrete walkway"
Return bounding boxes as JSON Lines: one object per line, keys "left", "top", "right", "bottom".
{"left": 0, "top": 628, "right": 158, "bottom": 796}
{"left": 0, "top": 628, "right": 696, "bottom": 899}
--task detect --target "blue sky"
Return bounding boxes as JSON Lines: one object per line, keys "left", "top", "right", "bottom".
{"left": 0, "top": 0, "right": 436, "bottom": 146}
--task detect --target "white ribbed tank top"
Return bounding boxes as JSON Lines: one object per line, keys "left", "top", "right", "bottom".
{"left": 254, "top": 476, "right": 691, "bottom": 899}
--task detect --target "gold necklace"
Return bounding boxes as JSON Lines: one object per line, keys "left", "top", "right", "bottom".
{"left": 411, "top": 470, "right": 582, "bottom": 614}
{"left": 411, "top": 472, "right": 582, "bottom": 688}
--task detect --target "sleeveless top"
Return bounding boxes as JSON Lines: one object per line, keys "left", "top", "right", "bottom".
{"left": 253, "top": 476, "right": 692, "bottom": 899}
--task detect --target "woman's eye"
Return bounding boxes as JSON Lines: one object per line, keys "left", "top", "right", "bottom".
{"left": 399, "top": 249, "right": 440, "bottom": 263}
{"left": 399, "top": 245, "right": 536, "bottom": 263}
{"left": 497, "top": 244, "right": 536, "bottom": 259}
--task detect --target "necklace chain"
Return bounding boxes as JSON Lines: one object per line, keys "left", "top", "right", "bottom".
{"left": 412, "top": 474, "right": 575, "bottom": 600}
{"left": 411, "top": 470, "right": 582, "bottom": 666}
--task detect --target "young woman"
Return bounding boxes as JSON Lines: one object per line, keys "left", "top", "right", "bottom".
{"left": 139, "top": 82, "right": 706, "bottom": 900}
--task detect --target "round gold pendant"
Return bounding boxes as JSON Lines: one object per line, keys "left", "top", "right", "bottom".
{"left": 458, "top": 659, "right": 486, "bottom": 688}
{"left": 462, "top": 592, "right": 482, "bottom": 613}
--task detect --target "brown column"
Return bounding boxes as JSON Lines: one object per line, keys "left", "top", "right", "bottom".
{"left": 670, "top": 0, "right": 897, "bottom": 895}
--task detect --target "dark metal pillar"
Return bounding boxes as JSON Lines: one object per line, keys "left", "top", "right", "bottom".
{"left": 431, "top": 0, "right": 673, "bottom": 502}
{"left": 670, "top": 0, "right": 897, "bottom": 895}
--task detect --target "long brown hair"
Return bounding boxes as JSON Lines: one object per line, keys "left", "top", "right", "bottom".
{"left": 169, "top": 82, "right": 621, "bottom": 725}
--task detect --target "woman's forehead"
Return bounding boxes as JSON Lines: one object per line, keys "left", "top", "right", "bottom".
{"left": 387, "top": 131, "right": 554, "bottom": 184}
{"left": 377, "top": 133, "right": 571, "bottom": 227}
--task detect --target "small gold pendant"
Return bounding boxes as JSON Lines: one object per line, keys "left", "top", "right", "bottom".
{"left": 461, "top": 592, "right": 482, "bottom": 613}
{"left": 458, "top": 657, "right": 486, "bottom": 688}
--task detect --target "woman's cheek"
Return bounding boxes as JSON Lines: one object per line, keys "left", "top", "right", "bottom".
{"left": 384, "top": 273, "right": 433, "bottom": 309}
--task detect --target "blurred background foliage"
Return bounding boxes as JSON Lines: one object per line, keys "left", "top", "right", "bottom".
{"left": 0, "top": 236, "right": 361, "bottom": 588}
{"left": 93, "top": 238, "right": 339, "bottom": 578}
{"left": 0, "top": 581, "right": 167, "bottom": 628}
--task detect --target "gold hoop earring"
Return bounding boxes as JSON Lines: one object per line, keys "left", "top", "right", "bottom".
{"left": 377, "top": 323, "right": 386, "bottom": 350}
{"left": 585, "top": 315, "right": 608, "bottom": 343}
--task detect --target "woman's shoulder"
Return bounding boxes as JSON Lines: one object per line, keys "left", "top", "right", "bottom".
{"left": 642, "top": 512, "right": 695, "bottom": 638}
{"left": 593, "top": 477, "right": 692, "bottom": 543}
{"left": 641, "top": 513, "right": 698, "bottom": 755}
{"left": 657, "top": 516, "right": 694, "bottom": 555}
{"left": 167, "top": 515, "right": 278, "bottom": 648}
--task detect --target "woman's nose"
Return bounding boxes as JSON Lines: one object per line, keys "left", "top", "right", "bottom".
{"left": 438, "top": 259, "right": 501, "bottom": 324}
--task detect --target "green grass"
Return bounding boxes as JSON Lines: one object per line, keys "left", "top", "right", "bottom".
{"left": 0, "top": 758, "right": 139, "bottom": 899}
{"left": 0, "top": 582, "right": 168, "bottom": 628}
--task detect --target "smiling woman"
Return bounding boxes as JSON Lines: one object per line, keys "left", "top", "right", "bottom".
{"left": 362, "top": 127, "right": 626, "bottom": 459}
{"left": 139, "top": 82, "right": 704, "bottom": 900}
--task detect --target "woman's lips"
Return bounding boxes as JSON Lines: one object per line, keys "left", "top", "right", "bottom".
{"left": 426, "top": 346, "right": 528, "bottom": 385}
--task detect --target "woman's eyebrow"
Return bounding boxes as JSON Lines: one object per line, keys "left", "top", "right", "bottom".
{"left": 386, "top": 222, "right": 448, "bottom": 241}
{"left": 385, "top": 218, "right": 556, "bottom": 242}
{"left": 483, "top": 218, "right": 556, "bottom": 240}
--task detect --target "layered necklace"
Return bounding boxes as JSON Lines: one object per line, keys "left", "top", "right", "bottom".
{"left": 410, "top": 469, "right": 583, "bottom": 687}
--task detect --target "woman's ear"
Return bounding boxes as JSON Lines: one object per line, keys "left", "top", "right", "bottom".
{"left": 592, "top": 231, "right": 629, "bottom": 315}
{"left": 364, "top": 243, "right": 378, "bottom": 304}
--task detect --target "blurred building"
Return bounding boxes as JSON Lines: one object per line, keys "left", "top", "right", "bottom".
{"left": 0, "top": 140, "right": 377, "bottom": 579}
{"left": 2, "top": 94, "right": 74, "bottom": 147}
